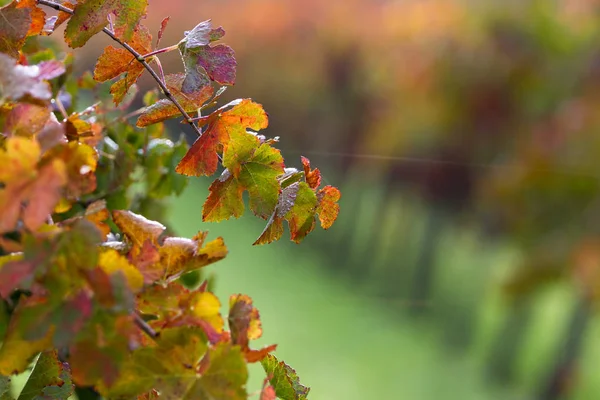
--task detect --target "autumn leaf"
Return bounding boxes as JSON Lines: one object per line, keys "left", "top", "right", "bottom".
{"left": 136, "top": 73, "right": 214, "bottom": 127}
{"left": 176, "top": 99, "right": 269, "bottom": 177}
{"left": 156, "top": 16, "right": 170, "bottom": 48}
{"left": 64, "top": 0, "right": 148, "bottom": 48}
{"left": 202, "top": 142, "right": 284, "bottom": 222}
{"left": 98, "top": 249, "right": 144, "bottom": 293}
{"left": 316, "top": 185, "right": 341, "bottom": 229}
{"left": 228, "top": 294, "right": 276, "bottom": 362}
{"left": 181, "top": 20, "right": 213, "bottom": 50}
{"left": 98, "top": 326, "right": 209, "bottom": 398}
{"left": 44, "top": 141, "right": 98, "bottom": 199}
{"left": 0, "top": 299, "right": 54, "bottom": 376}
{"left": 159, "top": 235, "right": 227, "bottom": 282}
{"left": 83, "top": 200, "right": 111, "bottom": 238}
{"left": 0, "top": 54, "right": 61, "bottom": 103}
{"left": 68, "top": 314, "right": 138, "bottom": 390}
{"left": 202, "top": 145, "right": 284, "bottom": 224}
{"left": 94, "top": 25, "right": 153, "bottom": 105}
{"left": 261, "top": 355, "right": 310, "bottom": 400}
{"left": 0, "top": 0, "right": 45, "bottom": 57}
{"left": 137, "top": 281, "right": 225, "bottom": 341}
{"left": 260, "top": 377, "right": 277, "bottom": 400}
{"left": 193, "top": 343, "right": 248, "bottom": 400}
{"left": 42, "top": 1, "right": 73, "bottom": 35}
{"left": 178, "top": 20, "right": 236, "bottom": 92}
{"left": 18, "top": 350, "right": 74, "bottom": 400}
{"left": 0, "top": 137, "right": 67, "bottom": 233}
{"left": 1, "top": 104, "right": 51, "bottom": 138}
{"left": 255, "top": 176, "right": 341, "bottom": 244}
{"left": 112, "top": 210, "right": 166, "bottom": 249}
{"left": 301, "top": 156, "right": 321, "bottom": 190}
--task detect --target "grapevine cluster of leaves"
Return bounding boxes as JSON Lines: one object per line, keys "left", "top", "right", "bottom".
{"left": 0, "top": 0, "right": 340, "bottom": 398}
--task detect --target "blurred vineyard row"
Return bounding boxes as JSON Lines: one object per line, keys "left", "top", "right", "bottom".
{"left": 75, "top": 0, "right": 600, "bottom": 398}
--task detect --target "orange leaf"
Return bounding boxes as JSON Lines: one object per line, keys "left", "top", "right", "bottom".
{"left": 316, "top": 186, "right": 341, "bottom": 229}
{"left": 136, "top": 73, "right": 213, "bottom": 127}
{"left": 301, "top": 156, "right": 321, "bottom": 190}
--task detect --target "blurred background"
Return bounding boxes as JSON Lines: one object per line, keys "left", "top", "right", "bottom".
{"left": 75, "top": 0, "right": 600, "bottom": 398}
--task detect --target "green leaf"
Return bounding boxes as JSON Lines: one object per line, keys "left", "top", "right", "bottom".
{"left": 144, "top": 138, "right": 189, "bottom": 199}
{"left": 193, "top": 343, "right": 247, "bottom": 400}
{"left": 99, "top": 326, "right": 209, "bottom": 398}
{"left": 261, "top": 354, "right": 309, "bottom": 400}
{"left": 202, "top": 171, "right": 245, "bottom": 222}
{"left": 17, "top": 351, "right": 73, "bottom": 400}
{"left": 0, "top": 375, "right": 12, "bottom": 400}
{"left": 64, "top": 0, "right": 148, "bottom": 48}
{"left": 285, "top": 182, "right": 318, "bottom": 243}
{"left": 202, "top": 141, "right": 284, "bottom": 222}
{"left": 0, "top": 301, "right": 8, "bottom": 340}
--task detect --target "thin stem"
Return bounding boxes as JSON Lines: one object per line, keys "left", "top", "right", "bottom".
{"left": 133, "top": 312, "right": 159, "bottom": 339}
{"left": 37, "top": 0, "right": 204, "bottom": 137}
{"left": 141, "top": 44, "right": 179, "bottom": 59}
{"left": 52, "top": 96, "right": 68, "bottom": 120}
{"left": 151, "top": 56, "right": 166, "bottom": 86}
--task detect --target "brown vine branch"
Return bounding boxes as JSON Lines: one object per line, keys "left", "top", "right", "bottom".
{"left": 36, "top": 0, "right": 204, "bottom": 138}
{"left": 133, "top": 312, "right": 159, "bottom": 339}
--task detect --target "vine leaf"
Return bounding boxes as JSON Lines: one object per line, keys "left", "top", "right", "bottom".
{"left": 137, "top": 281, "right": 225, "bottom": 341}
{"left": 176, "top": 99, "right": 269, "bottom": 177}
{"left": 193, "top": 342, "right": 247, "bottom": 400}
{"left": 301, "top": 156, "right": 321, "bottom": 190}
{"left": 44, "top": 141, "right": 98, "bottom": 199}
{"left": 0, "top": 54, "right": 64, "bottom": 103}
{"left": 2, "top": 104, "right": 51, "bottom": 138}
{"left": 68, "top": 314, "right": 134, "bottom": 388}
{"left": 0, "top": 299, "right": 54, "bottom": 376}
{"left": 0, "top": 0, "right": 45, "bottom": 57}
{"left": 64, "top": 0, "right": 148, "bottom": 48}
{"left": 112, "top": 210, "right": 227, "bottom": 282}
{"left": 98, "top": 326, "right": 209, "bottom": 398}
{"left": 0, "top": 137, "right": 67, "bottom": 234}
{"left": 136, "top": 73, "right": 213, "bottom": 127}
{"left": 260, "top": 354, "right": 310, "bottom": 400}
{"left": 260, "top": 378, "right": 277, "bottom": 400}
{"left": 203, "top": 143, "right": 284, "bottom": 222}
{"left": 179, "top": 20, "right": 236, "bottom": 92}
{"left": 17, "top": 350, "right": 74, "bottom": 400}
{"left": 156, "top": 16, "right": 170, "bottom": 48}
{"left": 42, "top": 1, "right": 74, "bottom": 35}
{"left": 228, "top": 294, "right": 277, "bottom": 362}
{"left": 317, "top": 185, "right": 341, "bottom": 230}
{"left": 254, "top": 159, "right": 341, "bottom": 244}
{"left": 181, "top": 20, "right": 212, "bottom": 49}
{"left": 94, "top": 25, "right": 153, "bottom": 105}
{"left": 98, "top": 249, "right": 144, "bottom": 293}
{"left": 0, "top": 375, "right": 10, "bottom": 400}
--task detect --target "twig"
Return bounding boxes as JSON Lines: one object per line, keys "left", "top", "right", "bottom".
{"left": 133, "top": 312, "right": 159, "bottom": 339}
{"left": 37, "top": 0, "right": 204, "bottom": 137}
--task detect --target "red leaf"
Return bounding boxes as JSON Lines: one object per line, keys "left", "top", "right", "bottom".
{"left": 156, "top": 16, "right": 170, "bottom": 48}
